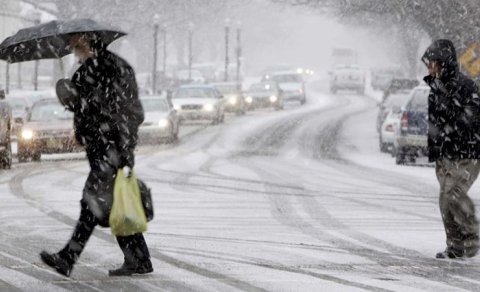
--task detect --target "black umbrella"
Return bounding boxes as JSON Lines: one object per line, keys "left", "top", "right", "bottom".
{"left": 0, "top": 18, "right": 126, "bottom": 63}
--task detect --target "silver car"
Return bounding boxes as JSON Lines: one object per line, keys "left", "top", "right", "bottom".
{"left": 139, "top": 96, "right": 180, "bottom": 144}
{"left": 172, "top": 85, "right": 225, "bottom": 124}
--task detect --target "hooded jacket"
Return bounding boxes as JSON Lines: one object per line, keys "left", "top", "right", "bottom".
{"left": 423, "top": 39, "right": 480, "bottom": 162}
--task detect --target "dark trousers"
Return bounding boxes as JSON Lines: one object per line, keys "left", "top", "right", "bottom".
{"left": 436, "top": 158, "right": 480, "bottom": 254}
{"left": 59, "top": 199, "right": 151, "bottom": 266}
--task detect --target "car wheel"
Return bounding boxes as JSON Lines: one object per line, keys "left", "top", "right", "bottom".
{"left": 18, "top": 151, "right": 28, "bottom": 163}
{"left": 0, "top": 144, "right": 12, "bottom": 169}
{"left": 379, "top": 141, "right": 388, "bottom": 153}
{"left": 409, "top": 155, "right": 417, "bottom": 164}
{"left": 32, "top": 152, "right": 41, "bottom": 162}
{"left": 395, "top": 150, "right": 406, "bottom": 165}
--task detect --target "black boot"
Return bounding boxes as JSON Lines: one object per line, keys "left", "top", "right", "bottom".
{"left": 40, "top": 251, "right": 73, "bottom": 277}
{"left": 108, "top": 259, "right": 153, "bottom": 276}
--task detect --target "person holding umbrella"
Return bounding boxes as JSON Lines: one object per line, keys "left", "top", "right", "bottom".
{"left": 0, "top": 19, "right": 152, "bottom": 277}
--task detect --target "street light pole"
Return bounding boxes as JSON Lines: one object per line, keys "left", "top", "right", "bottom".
{"left": 224, "top": 18, "right": 231, "bottom": 82}
{"left": 188, "top": 22, "right": 193, "bottom": 81}
{"left": 236, "top": 21, "right": 242, "bottom": 89}
{"left": 5, "top": 63, "right": 9, "bottom": 94}
{"left": 162, "top": 24, "right": 167, "bottom": 76}
{"left": 152, "top": 14, "right": 160, "bottom": 95}
{"left": 33, "top": 12, "right": 41, "bottom": 91}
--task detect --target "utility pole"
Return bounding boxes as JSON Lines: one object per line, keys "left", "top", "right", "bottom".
{"left": 33, "top": 12, "right": 41, "bottom": 91}
{"left": 236, "top": 21, "right": 242, "bottom": 89}
{"left": 224, "top": 18, "right": 231, "bottom": 82}
{"left": 152, "top": 14, "right": 160, "bottom": 95}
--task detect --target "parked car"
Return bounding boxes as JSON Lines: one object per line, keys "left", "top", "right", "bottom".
{"left": 393, "top": 86, "right": 431, "bottom": 164}
{"left": 376, "top": 78, "right": 419, "bottom": 133}
{"left": 0, "top": 90, "right": 12, "bottom": 169}
{"left": 17, "top": 99, "right": 80, "bottom": 162}
{"left": 379, "top": 107, "right": 403, "bottom": 153}
{"left": 171, "top": 85, "right": 225, "bottom": 124}
{"left": 139, "top": 95, "right": 180, "bottom": 143}
{"left": 6, "top": 97, "right": 32, "bottom": 137}
{"left": 211, "top": 82, "right": 246, "bottom": 115}
{"left": 330, "top": 65, "right": 365, "bottom": 94}
{"left": 245, "top": 82, "right": 284, "bottom": 110}
{"left": 371, "top": 65, "right": 405, "bottom": 91}
{"left": 269, "top": 71, "right": 306, "bottom": 105}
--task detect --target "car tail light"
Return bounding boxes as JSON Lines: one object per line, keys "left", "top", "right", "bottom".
{"left": 400, "top": 112, "right": 408, "bottom": 131}
{"left": 385, "top": 124, "right": 394, "bottom": 132}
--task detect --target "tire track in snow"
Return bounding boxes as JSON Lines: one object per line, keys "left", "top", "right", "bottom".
{"left": 8, "top": 151, "right": 268, "bottom": 292}
{"left": 244, "top": 92, "right": 480, "bottom": 290}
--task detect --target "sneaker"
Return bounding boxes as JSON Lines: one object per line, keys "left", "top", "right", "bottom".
{"left": 40, "top": 251, "right": 73, "bottom": 277}
{"left": 108, "top": 260, "right": 153, "bottom": 276}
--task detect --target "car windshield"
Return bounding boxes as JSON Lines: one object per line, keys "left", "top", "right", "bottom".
{"left": 214, "top": 85, "right": 237, "bottom": 94}
{"left": 7, "top": 99, "right": 28, "bottom": 110}
{"left": 383, "top": 93, "right": 411, "bottom": 108}
{"left": 141, "top": 99, "right": 169, "bottom": 112}
{"left": 408, "top": 89, "right": 430, "bottom": 111}
{"left": 272, "top": 74, "right": 302, "bottom": 83}
{"left": 30, "top": 103, "right": 73, "bottom": 121}
{"left": 174, "top": 88, "right": 216, "bottom": 99}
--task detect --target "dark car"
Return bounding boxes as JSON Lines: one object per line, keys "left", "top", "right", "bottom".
{"left": 211, "top": 82, "right": 246, "bottom": 115}
{"left": 393, "top": 86, "right": 430, "bottom": 164}
{"left": 269, "top": 71, "right": 306, "bottom": 105}
{"left": 17, "top": 99, "right": 80, "bottom": 162}
{"left": 0, "top": 90, "right": 12, "bottom": 169}
{"left": 245, "top": 82, "right": 284, "bottom": 110}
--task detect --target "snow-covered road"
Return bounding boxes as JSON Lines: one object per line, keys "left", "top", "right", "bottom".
{"left": 2, "top": 80, "right": 480, "bottom": 292}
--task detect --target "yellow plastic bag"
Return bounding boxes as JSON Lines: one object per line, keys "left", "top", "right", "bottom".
{"left": 109, "top": 168, "right": 148, "bottom": 236}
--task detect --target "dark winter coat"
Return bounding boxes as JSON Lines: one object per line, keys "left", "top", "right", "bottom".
{"left": 422, "top": 39, "right": 480, "bottom": 162}
{"left": 67, "top": 48, "right": 144, "bottom": 224}
{"left": 70, "top": 49, "right": 144, "bottom": 168}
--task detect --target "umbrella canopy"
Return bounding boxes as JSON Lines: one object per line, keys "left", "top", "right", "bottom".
{"left": 0, "top": 18, "right": 126, "bottom": 63}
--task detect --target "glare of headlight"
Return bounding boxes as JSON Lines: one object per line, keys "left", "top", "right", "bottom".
{"left": 245, "top": 96, "right": 253, "bottom": 103}
{"left": 203, "top": 104, "right": 214, "bottom": 112}
{"left": 173, "top": 104, "right": 181, "bottom": 111}
{"left": 158, "top": 119, "right": 169, "bottom": 128}
{"left": 297, "top": 68, "right": 304, "bottom": 74}
{"left": 299, "top": 88, "right": 304, "bottom": 94}
{"left": 265, "top": 84, "right": 271, "bottom": 90}
{"left": 229, "top": 97, "right": 237, "bottom": 105}
{"left": 270, "top": 95, "right": 278, "bottom": 103}
{"left": 22, "top": 129, "right": 33, "bottom": 140}
{"left": 265, "top": 75, "right": 270, "bottom": 80}
{"left": 310, "top": 70, "right": 315, "bottom": 75}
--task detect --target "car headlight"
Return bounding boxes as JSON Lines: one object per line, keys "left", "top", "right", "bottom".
{"left": 229, "top": 97, "right": 237, "bottom": 105}
{"left": 203, "top": 104, "right": 214, "bottom": 112}
{"left": 299, "top": 88, "right": 304, "bottom": 94}
{"left": 270, "top": 95, "right": 278, "bottom": 103}
{"left": 159, "top": 119, "right": 169, "bottom": 128}
{"left": 245, "top": 96, "right": 253, "bottom": 103}
{"left": 22, "top": 129, "right": 34, "bottom": 140}
{"left": 173, "top": 104, "right": 181, "bottom": 111}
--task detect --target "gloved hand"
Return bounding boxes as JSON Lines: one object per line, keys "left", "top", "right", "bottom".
{"left": 118, "top": 149, "right": 134, "bottom": 169}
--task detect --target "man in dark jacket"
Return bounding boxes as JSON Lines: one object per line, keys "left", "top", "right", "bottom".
{"left": 40, "top": 33, "right": 153, "bottom": 276}
{"left": 423, "top": 39, "right": 480, "bottom": 259}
